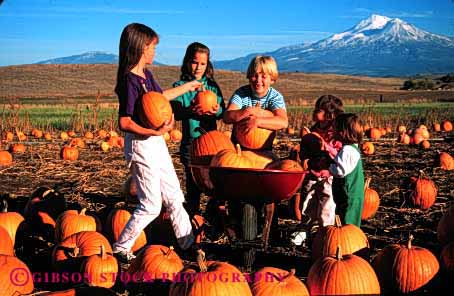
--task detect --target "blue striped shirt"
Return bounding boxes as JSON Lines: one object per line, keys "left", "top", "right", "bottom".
{"left": 228, "top": 85, "right": 286, "bottom": 111}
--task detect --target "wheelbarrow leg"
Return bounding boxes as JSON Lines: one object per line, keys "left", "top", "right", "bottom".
{"left": 242, "top": 203, "right": 257, "bottom": 272}
{"left": 262, "top": 202, "right": 275, "bottom": 250}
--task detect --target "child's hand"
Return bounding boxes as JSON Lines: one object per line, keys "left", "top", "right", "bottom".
{"left": 158, "top": 114, "right": 175, "bottom": 134}
{"left": 189, "top": 101, "right": 205, "bottom": 116}
{"left": 237, "top": 115, "right": 258, "bottom": 134}
{"left": 185, "top": 80, "right": 202, "bottom": 92}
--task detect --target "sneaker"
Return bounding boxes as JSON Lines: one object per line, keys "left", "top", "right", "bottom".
{"left": 113, "top": 249, "right": 136, "bottom": 263}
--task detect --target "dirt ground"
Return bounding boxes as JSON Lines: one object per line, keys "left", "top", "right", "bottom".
{"left": 0, "top": 132, "right": 453, "bottom": 294}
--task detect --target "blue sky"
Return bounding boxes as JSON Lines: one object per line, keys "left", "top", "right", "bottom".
{"left": 1, "top": 0, "right": 453, "bottom": 66}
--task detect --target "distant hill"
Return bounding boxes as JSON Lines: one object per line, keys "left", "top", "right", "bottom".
{"left": 214, "top": 14, "right": 454, "bottom": 77}
{"left": 35, "top": 51, "right": 165, "bottom": 65}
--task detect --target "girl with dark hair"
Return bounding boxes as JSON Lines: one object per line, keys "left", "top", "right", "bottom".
{"left": 113, "top": 23, "right": 202, "bottom": 263}
{"left": 172, "top": 42, "right": 225, "bottom": 216}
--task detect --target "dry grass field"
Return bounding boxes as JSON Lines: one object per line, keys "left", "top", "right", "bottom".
{"left": 1, "top": 64, "right": 453, "bottom": 105}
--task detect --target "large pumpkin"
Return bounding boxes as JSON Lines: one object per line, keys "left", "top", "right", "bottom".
{"left": 242, "top": 150, "right": 278, "bottom": 169}
{"left": 0, "top": 204, "right": 25, "bottom": 246}
{"left": 0, "top": 254, "right": 34, "bottom": 296}
{"left": 194, "top": 89, "right": 217, "bottom": 113}
{"left": 251, "top": 267, "right": 309, "bottom": 296}
{"left": 55, "top": 208, "right": 99, "bottom": 243}
{"left": 234, "top": 109, "right": 275, "bottom": 150}
{"left": 81, "top": 245, "right": 118, "bottom": 288}
{"left": 191, "top": 130, "right": 234, "bottom": 164}
{"left": 437, "top": 203, "right": 454, "bottom": 245}
{"left": 127, "top": 245, "right": 184, "bottom": 281}
{"left": 307, "top": 247, "right": 380, "bottom": 295}
{"left": 139, "top": 91, "right": 172, "bottom": 129}
{"left": 0, "top": 226, "right": 14, "bottom": 256}
{"left": 312, "top": 215, "right": 369, "bottom": 260}
{"left": 105, "top": 208, "right": 146, "bottom": 252}
{"left": 169, "top": 260, "right": 252, "bottom": 296}
{"left": 406, "top": 175, "right": 437, "bottom": 210}
{"left": 362, "top": 178, "right": 380, "bottom": 220}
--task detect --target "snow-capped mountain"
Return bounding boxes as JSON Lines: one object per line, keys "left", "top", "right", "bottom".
{"left": 214, "top": 14, "right": 454, "bottom": 76}
{"left": 35, "top": 51, "right": 119, "bottom": 64}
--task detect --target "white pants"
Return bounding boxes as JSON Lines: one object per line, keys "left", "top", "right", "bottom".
{"left": 113, "top": 133, "right": 194, "bottom": 252}
{"left": 301, "top": 175, "right": 336, "bottom": 226}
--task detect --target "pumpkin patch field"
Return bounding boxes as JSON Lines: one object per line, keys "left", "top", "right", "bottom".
{"left": 0, "top": 112, "right": 453, "bottom": 294}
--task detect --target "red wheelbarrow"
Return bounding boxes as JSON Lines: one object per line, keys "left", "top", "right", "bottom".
{"left": 190, "top": 164, "right": 306, "bottom": 270}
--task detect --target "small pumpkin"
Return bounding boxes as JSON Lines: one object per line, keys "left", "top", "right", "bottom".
{"left": 44, "top": 132, "right": 52, "bottom": 140}
{"left": 361, "top": 141, "right": 375, "bottom": 155}
{"left": 362, "top": 178, "right": 380, "bottom": 220}
{"left": 398, "top": 133, "right": 410, "bottom": 144}
{"left": 193, "top": 88, "right": 218, "bottom": 113}
{"left": 0, "top": 150, "right": 13, "bottom": 166}
{"left": 368, "top": 127, "right": 381, "bottom": 139}
{"left": 251, "top": 267, "right": 309, "bottom": 296}
{"left": 265, "top": 159, "right": 303, "bottom": 171}
{"left": 69, "top": 137, "right": 86, "bottom": 149}
{"left": 10, "top": 143, "right": 26, "bottom": 153}
{"left": 84, "top": 131, "right": 94, "bottom": 139}
{"left": 55, "top": 208, "right": 99, "bottom": 243}
{"left": 439, "top": 152, "right": 454, "bottom": 170}
{"left": 81, "top": 245, "right": 118, "bottom": 288}
{"left": 60, "top": 131, "right": 69, "bottom": 140}
{"left": 442, "top": 120, "right": 453, "bottom": 132}
{"left": 170, "top": 129, "right": 183, "bottom": 143}
{"left": 128, "top": 245, "right": 184, "bottom": 281}
{"left": 139, "top": 91, "right": 173, "bottom": 129}
{"left": 406, "top": 174, "right": 437, "bottom": 210}
{"left": 60, "top": 145, "right": 79, "bottom": 161}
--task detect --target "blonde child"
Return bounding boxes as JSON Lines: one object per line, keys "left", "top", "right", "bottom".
{"left": 172, "top": 42, "right": 225, "bottom": 216}
{"left": 299, "top": 95, "right": 344, "bottom": 227}
{"left": 113, "top": 23, "right": 202, "bottom": 262}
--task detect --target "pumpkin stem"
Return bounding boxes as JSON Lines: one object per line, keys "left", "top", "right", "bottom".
{"left": 196, "top": 249, "right": 208, "bottom": 273}
{"left": 335, "top": 246, "right": 343, "bottom": 260}
{"left": 166, "top": 246, "right": 174, "bottom": 257}
{"left": 79, "top": 208, "right": 87, "bottom": 216}
{"left": 364, "top": 178, "right": 371, "bottom": 190}
{"left": 334, "top": 215, "right": 342, "bottom": 227}
{"left": 280, "top": 269, "right": 296, "bottom": 283}
{"left": 407, "top": 234, "right": 413, "bottom": 249}
{"left": 69, "top": 246, "right": 80, "bottom": 258}
{"left": 235, "top": 144, "right": 242, "bottom": 156}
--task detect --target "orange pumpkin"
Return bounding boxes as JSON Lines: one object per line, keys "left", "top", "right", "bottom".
{"left": 60, "top": 145, "right": 79, "bottom": 161}
{"left": 16, "top": 131, "right": 27, "bottom": 141}
{"left": 60, "top": 131, "right": 69, "bottom": 140}
{"left": 411, "top": 133, "right": 425, "bottom": 145}
{"left": 437, "top": 204, "right": 454, "bottom": 245}
{"left": 0, "top": 255, "right": 34, "bottom": 295}
{"left": 234, "top": 109, "right": 275, "bottom": 150}
{"left": 170, "top": 129, "right": 183, "bottom": 142}
{"left": 398, "top": 133, "right": 410, "bottom": 144}
{"left": 0, "top": 151, "right": 13, "bottom": 166}
{"left": 362, "top": 178, "right": 380, "bottom": 220}
{"left": 442, "top": 120, "right": 453, "bottom": 132}
{"left": 265, "top": 159, "right": 303, "bottom": 171}
{"left": 139, "top": 91, "right": 173, "bottom": 129}
{"left": 242, "top": 150, "right": 277, "bottom": 169}
{"left": 361, "top": 141, "right": 375, "bottom": 155}
{"left": 251, "top": 267, "right": 309, "bottom": 296}
{"left": 407, "top": 175, "right": 437, "bottom": 210}
{"left": 2, "top": 131, "right": 14, "bottom": 142}
{"left": 67, "top": 130, "right": 76, "bottom": 137}
{"left": 397, "top": 125, "right": 406, "bottom": 134}
{"left": 10, "top": 143, "right": 26, "bottom": 154}
{"left": 84, "top": 131, "right": 94, "bottom": 139}
{"left": 0, "top": 205, "right": 25, "bottom": 246}
{"left": 414, "top": 127, "right": 430, "bottom": 139}
{"left": 128, "top": 245, "right": 184, "bottom": 281}
{"left": 55, "top": 208, "right": 99, "bottom": 243}
{"left": 191, "top": 130, "right": 235, "bottom": 164}
{"left": 81, "top": 245, "right": 118, "bottom": 288}
{"left": 433, "top": 123, "right": 441, "bottom": 132}
{"left": 307, "top": 247, "right": 380, "bottom": 295}
{"left": 69, "top": 137, "right": 85, "bottom": 149}
{"left": 96, "top": 129, "right": 108, "bottom": 139}
{"left": 52, "top": 231, "right": 112, "bottom": 269}
{"left": 169, "top": 260, "right": 252, "bottom": 296}
{"left": 193, "top": 89, "right": 218, "bottom": 113}
{"left": 439, "top": 152, "right": 454, "bottom": 170}
{"left": 105, "top": 209, "right": 146, "bottom": 252}
{"left": 392, "top": 236, "right": 439, "bottom": 293}
{"left": 44, "top": 132, "right": 52, "bottom": 140}
{"left": 420, "top": 140, "right": 430, "bottom": 149}
{"left": 210, "top": 144, "right": 255, "bottom": 169}
{"left": 311, "top": 215, "right": 370, "bottom": 260}
{"left": 368, "top": 127, "right": 381, "bottom": 139}
{"left": 0, "top": 226, "right": 14, "bottom": 255}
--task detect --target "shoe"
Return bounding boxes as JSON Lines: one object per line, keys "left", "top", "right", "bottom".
{"left": 113, "top": 249, "right": 136, "bottom": 263}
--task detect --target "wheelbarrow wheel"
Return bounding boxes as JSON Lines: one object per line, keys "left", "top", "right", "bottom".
{"left": 242, "top": 203, "right": 257, "bottom": 240}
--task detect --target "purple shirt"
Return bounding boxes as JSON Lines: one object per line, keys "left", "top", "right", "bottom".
{"left": 118, "top": 69, "right": 163, "bottom": 127}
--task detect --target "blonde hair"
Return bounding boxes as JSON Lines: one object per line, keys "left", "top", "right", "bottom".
{"left": 246, "top": 56, "right": 279, "bottom": 82}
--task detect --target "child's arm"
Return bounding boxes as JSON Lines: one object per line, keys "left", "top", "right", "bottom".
{"left": 236, "top": 108, "right": 288, "bottom": 134}
{"left": 163, "top": 80, "right": 202, "bottom": 100}
{"left": 119, "top": 115, "right": 174, "bottom": 137}
{"left": 329, "top": 146, "right": 360, "bottom": 178}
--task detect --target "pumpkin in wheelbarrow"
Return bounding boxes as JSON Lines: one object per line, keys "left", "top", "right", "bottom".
{"left": 191, "top": 130, "right": 234, "bottom": 164}
{"left": 210, "top": 144, "right": 273, "bottom": 169}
